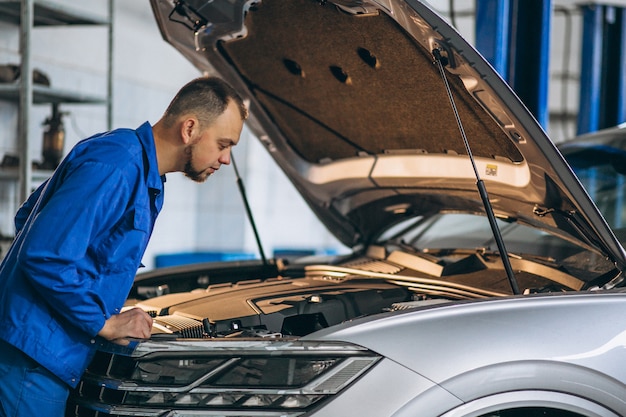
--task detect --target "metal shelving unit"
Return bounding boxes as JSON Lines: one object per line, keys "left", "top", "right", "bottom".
{"left": 0, "top": 0, "right": 113, "bottom": 204}
{"left": 0, "top": 0, "right": 109, "bottom": 26}
{"left": 0, "top": 83, "right": 107, "bottom": 104}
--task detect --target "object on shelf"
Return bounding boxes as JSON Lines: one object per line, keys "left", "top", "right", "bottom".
{"left": 40, "top": 104, "right": 67, "bottom": 170}
{"left": 0, "top": 154, "right": 19, "bottom": 168}
{"left": 0, "top": 154, "right": 49, "bottom": 170}
{"left": 0, "top": 64, "right": 50, "bottom": 86}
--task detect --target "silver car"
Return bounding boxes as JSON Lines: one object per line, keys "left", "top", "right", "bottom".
{"left": 66, "top": 1, "right": 626, "bottom": 416}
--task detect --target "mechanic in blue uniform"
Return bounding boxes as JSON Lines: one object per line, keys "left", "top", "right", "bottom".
{"left": 0, "top": 76, "right": 247, "bottom": 417}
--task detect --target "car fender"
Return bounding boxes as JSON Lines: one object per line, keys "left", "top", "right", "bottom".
{"left": 432, "top": 391, "right": 618, "bottom": 417}
{"left": 391, "top": 360, "right": 626, "bottom": 417}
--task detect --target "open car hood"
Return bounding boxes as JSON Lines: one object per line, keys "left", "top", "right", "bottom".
{"left": 150, "top": 0, "right": 626, "bottom": 267}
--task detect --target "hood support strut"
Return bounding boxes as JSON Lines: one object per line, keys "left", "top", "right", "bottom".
{"left": 232, "top": 153, "right": 268, "bottom": 266}
{"left": 432, "top": 48, "right": 520, "bottom": 295}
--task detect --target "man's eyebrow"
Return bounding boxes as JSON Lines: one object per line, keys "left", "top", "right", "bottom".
{"left": 218, "top": 139, "right": 237, "bottom": 146}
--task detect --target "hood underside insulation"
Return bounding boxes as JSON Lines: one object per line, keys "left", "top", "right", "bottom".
{"left": 219, "top": 0, "right": 522, "bottom": 164}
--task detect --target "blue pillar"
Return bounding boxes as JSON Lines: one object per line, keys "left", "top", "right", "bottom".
{"left": 578, "top": 4, "right": 626, "bottom": 135}
{"left": 475, "top": 0, "right": 552, "bottom": 129}
{"left": 475, "top": 0, "right": 510, "bottom": 74}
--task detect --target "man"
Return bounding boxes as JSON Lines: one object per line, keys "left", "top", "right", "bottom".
{"left": 0, "top": 76, "right": 247, "bottom": 416}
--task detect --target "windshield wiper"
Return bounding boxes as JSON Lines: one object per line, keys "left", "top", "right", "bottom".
{"left": 432, "top": 48, "right": 520, "bottom": 295}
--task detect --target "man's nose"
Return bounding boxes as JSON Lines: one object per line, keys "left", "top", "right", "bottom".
{"left": 219, "top": 149, "right": 231, "bottom": 165}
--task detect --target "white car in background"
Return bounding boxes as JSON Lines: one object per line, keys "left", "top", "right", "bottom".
{"left": 66, "top": 1, "right": 626, "bottom": 417}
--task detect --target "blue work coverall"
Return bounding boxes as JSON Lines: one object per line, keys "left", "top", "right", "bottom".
{"left": 0, "top": 122, "right": 164, "bottom": 414}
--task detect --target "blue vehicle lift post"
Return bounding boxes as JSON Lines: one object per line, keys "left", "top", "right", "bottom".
{"left": 578, "top": 4, "right": 626, "bottom": 135}
{"left": 475, "top": 0, "right": 552, "bottom": 129}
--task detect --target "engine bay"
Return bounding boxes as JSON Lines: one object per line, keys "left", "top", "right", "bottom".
{"left": 134, "top": 247, "right": 598, "bottom": 340}
{"left": 139, "top": 277, "right": 415, "bottom": 339}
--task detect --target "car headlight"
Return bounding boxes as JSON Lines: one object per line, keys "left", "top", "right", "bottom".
{"left": 67, "top": 340, "right": 380, "bottom": 417}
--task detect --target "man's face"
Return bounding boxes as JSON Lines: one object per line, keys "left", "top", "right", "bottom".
{"left": 183, "top": 100, "right": 244, "bottom": 183}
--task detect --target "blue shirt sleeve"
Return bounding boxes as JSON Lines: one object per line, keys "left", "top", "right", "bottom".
{"left": 16, "top": 159, "right": 138, "bottom": 338}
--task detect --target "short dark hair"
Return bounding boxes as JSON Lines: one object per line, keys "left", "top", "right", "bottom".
{"left": 162, "top": 76, "right": 247, "bottom": 128}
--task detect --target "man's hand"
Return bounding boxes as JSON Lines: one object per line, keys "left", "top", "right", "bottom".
{"left": 97, "top": 307, "right": 153, "bottom": 343}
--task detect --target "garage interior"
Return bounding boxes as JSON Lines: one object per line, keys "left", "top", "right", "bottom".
{"left": 0, "top": 0, "right": 624, "bottom": 269}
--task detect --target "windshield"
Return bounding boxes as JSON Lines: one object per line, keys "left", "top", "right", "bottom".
{"left": 377, "top": 212, "right": 616, "bottom": 286}
{"left": 380, "top": 213, "right": 579, "bottom": 255}
{"left": 565, "top": 144, "right": 626, "bottom": 245}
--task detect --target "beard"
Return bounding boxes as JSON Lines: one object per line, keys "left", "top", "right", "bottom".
{"left": 183, "top": 145, "right": 211, "bottom": 183}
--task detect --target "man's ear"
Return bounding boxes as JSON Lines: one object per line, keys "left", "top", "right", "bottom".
{"left": 180, "top": 117, "right": 197, "bottom": 145}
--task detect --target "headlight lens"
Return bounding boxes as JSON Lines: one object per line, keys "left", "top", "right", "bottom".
{"left": 68, "top": 340, "right": 380, "bottom": 417}
{"left": 211, "top": 357, "right": 340, "bottom": 387}
{"left": 131, "top": 358, "right": 227, "bottom": 385}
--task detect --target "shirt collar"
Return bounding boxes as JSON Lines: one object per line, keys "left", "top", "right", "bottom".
{"left": 136, "top": 121, "right": 166, "bottom": 191}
